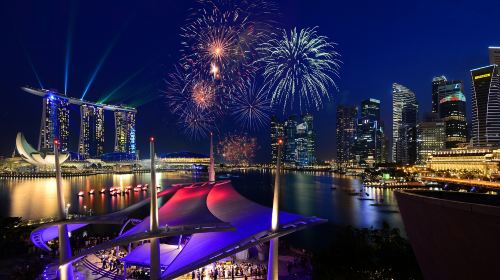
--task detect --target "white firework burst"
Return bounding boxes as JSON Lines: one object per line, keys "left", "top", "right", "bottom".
{"left": 258, "top": 27, "right": 341, "bottom": 112}
{"left": 231, "top": 82, "right": 272, "bottom": 130}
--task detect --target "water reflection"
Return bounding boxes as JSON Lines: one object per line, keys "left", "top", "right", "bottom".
{"left": 231, "top": 170, "right": 404, "bottom": 232}
{"left": 0, "top": 171, "right": 201, "bottom": 220}
{"left": 0, "top": 170, "right": 404, "bottom": 244}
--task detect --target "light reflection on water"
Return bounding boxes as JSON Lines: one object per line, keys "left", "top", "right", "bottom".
{"left": 0, "top": 170, "right": 404, "bottom": 250}
{"left": 230, "top": 170, "right": 405, "bottom": 249}
{"left": 0, "top": 171, "right": 202, "bottom": 220}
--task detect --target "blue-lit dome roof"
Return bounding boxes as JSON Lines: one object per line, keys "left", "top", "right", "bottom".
{"left": 158, "top": 151, "right": 208, "bottom": 159}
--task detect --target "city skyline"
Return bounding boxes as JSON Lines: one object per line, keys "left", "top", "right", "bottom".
{"left": 1, "top": 0, "right": 500, "bottom": 162}
{"left": 3, "top": 2, "right": 500, "bottom": 279}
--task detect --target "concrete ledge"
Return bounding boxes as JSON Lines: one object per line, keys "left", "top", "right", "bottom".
{"left": 395, "top": 190, "right": 500, "bottom": 279}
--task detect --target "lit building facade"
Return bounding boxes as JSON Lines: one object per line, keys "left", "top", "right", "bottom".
{"left": 417, "top": 118, "right": 446, "bottom": 163}
{"left": 270, "top": 116, "right": 284, "bottom": 165}
{"left": 295, "top": 114, "right": 315, "bottom": 167}
{"left": 437, "top": 80, "right": 467, "bottom": 148}
{"left": 355, "top": 98, "right": 385, "bottom": 164}
{"left": 23, "top": 87, "right": 137, "bottom": 157}
{"left": 39, "top": 93, "right": 70, "bottom": 152}
{"left": 392, "top": 83, "right": 418, "bottom": 164}
{"left": 277, "top": 114, "right": 316, "bottom": 167}
{"left": 470, "top": 65, "right": 500, "bottom": 147}
{"left": 79, "top": 104, "right": 104, "bottom": 158}
{"left": 431, "top": 76, "right": 447, "bottom": 114}
{"left": 336, "top": 105, "right": 357, "bottom": 165}
{"left": 303, "top": 114, "right": 315, "bottom": 166}
{"left": 114, "top": 110, "right": 136, "bottom": 155}
{"left": 427, "top": 148, "right": 500, "bottom": 177}
{"left": 283, "top": 116, "right": 297, "bottom": 166}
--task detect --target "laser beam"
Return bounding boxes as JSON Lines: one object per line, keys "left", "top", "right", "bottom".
{"left": 98, "top": 67, "right": 144, "bottom": 104}
{"left": 80, "top": 33, "right": 121, "bottom": 100}
{"left": 23, "top": 48, "right": 44, "bottom": 89}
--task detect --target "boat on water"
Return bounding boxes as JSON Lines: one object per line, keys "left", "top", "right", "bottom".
{"left": 77, "top": 191, "right": 84, "bottom": 197}
{"left": 88, "top": 189, "right": 95, "bottom": 195}
{"left": 134, "top": 186, "right": 142, "bottom": 192}
{"left": 100, "top": 188, "right": 106, "bottom": 194}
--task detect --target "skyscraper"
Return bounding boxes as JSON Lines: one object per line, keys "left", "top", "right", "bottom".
{"left": 355, "top": 98, "right": 384, "bottom": 164}
{"left": 283, "top": 115, "right": 297, "bottom": 166}
{"left": 303, "top": 114, "right": 315, "bottom": 165}
{"left": 489, "top": 47, "right": 500, "bottom": 65}
{"left": 79, "top": 104, "right": 104, "bottom": 158}
{"left": 471, "top": 65, "right": 500, "bottom": 147}
{"left": 276, "top": 114, "right": 316, "bottom": 167}
{"left": 270, "top": 116, "right": 284, "bottom": 165}
{"left": 437, "top": 80, "right": 467, "bottom": 148}
{"left": 336, "top": 105, "right": 357, "bottom": 165}
{"left": 38, "top": 93, "right": 70, "bottom": 152}
{"left": 432, "top": 76, "right": 447, "bottom": 114}
{"left": 392, "top": 83, "right": 418, "bottom": 164}
{"left": 417, "top": 114, "right": 446, "bottom": 163}
{"left": 114, "top": 110, "right": 136, "bottom": 154}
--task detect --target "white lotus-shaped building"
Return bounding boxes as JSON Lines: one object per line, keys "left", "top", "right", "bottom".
{"left": 16, "top": 132, "right": 69, "bottom": 166}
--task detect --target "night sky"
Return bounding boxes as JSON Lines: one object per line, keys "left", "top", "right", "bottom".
{"left": 0, "top": 0, "right": 498, "bottom": 162}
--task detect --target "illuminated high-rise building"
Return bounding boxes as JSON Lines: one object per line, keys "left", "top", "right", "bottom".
{"left": 437, "top": 80, "right": 467, "bottom": 148}
{"left": 114, "top": 110, "right": 136, "bottom": 154}
{"left": 23, "top": 87, "right": 137, "bottom": 156}
{"left": 489, "top": 47, "right": 500, "bottom": 66}
{"left": 355, "top": 98, "right": 384, "bottom": 164}
{"left": 79, "top": 104, "right": 104, "bottom": 158}
{"left": 392, "top": 83, "right": 418, "bottom": 164}
{"left": 417, "top": 114, "right": 446, "bottom": 163}
{"left": 432, "top": 76, "right": 447, "bottom": 114}
{"left": 275, "top": 114, "right": 316, "bottom": 167}
{"left": 336, "top": 105, "right": 357, "bottom": 165}
{"left": 283, "top": 115, "right": 298, "bottom": 166}
{"left": 471, "top": 65, "right": 500, "bottom": 147}
{"left": 296, "top": 114, "right": 315, "bottom": 167}
{"left": 270, "top": 116, "right": 284, "bottom": 165}
{"left": 38, "top": 93, "right": 70, "bottom": 152}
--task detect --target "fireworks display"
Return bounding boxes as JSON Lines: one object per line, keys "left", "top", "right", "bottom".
{"left": 179, "top": 0, "right": 277, "bottom": 98}
{"left": 164, "top": 1, "right": 341, "bottom": 139}
{"left": 231, "top": 81, "right": 271, "bottom": 130}
{"left": 218, "top": 134, "right": 258, "bottom": 165}
{"left": 191, "top": 80, "right": 216, "bottom": 110}
{"left": 180, "top": 108, "right": 216, "bottom": 140}
{"left": 164, "top": 66, "right": 190, "bottom": 114}
{"left": 258, "top": 27, "right": 341, "bottom": 112}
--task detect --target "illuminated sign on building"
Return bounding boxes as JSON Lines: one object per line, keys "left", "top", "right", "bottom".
{"left": 474, "top": 73, "right": 491, "bottom": 80}
{"left": 439, "top": 93, "right": 466, "bottom": 104}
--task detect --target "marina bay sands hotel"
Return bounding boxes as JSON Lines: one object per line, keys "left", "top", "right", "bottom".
{"left": 22, "top": 87, "right": 137, "bottom": 158}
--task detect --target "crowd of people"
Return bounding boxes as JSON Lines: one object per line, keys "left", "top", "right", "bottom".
{"left": 97, "top": 248, "right": 126, "bottom": 272}
{"left": 187, "top": 261, "right": 267, "bottom": 280}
